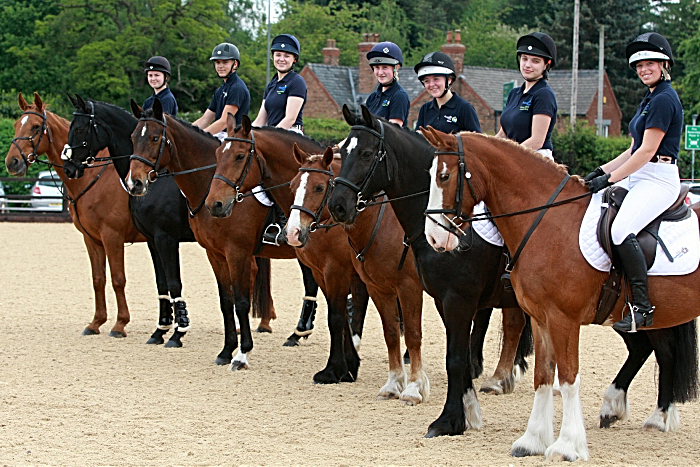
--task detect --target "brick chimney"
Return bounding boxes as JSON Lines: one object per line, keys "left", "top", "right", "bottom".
{"left": 441, "top": 29, "right": 465, "bottom": 76}
{"left": 358, "top": 33, "right": 379, "bottom": 93}
{"left": 322, "top": 39, "right": 340, "bottom": 66}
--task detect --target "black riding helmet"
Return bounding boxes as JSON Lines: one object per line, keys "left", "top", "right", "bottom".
{"left": 144, "top": 56, "right": 171, "bottom": 76}
{"left": 210, "top": 43, "right": 241, "bottom": 79}
{"left": 414, "top": 52, "right": 456, "bottom": 97}
{"left": 516, "top": 32, "right": 557, "bottom": 80}
{"left": 626, "top": 32, "right": 673, "bottom": 67}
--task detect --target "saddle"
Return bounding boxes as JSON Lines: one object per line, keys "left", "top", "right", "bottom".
{"left": 593, "top": 184, "right": 690, "bottom": 324}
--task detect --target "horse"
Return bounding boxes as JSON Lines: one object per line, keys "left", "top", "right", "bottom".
{"left": 327, "top": 105, "right": 533, "bottom": 437}
{"left": 5, "top": 92, "right": 146, "bottom": 337}
{"left": 421, "top": 126, "right": 699, "bottom": 461}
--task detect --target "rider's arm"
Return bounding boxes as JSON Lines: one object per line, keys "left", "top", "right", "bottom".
{"left": 276, "top": 97, "right": 304, "bottom": 129}
{"left": 193, "top": 109, "right": 215, "bottom": 129}
{"left": 251, "top": 102, "right": 268, "bottom": 127}
{"left": 388, "top": 118, "right": 404, "bottom": 126}
{"left": 521, "top": 114, "right": 551, "bottom": 151}
{"left": 204, "top": 105, "right": 239, "bottom": 134}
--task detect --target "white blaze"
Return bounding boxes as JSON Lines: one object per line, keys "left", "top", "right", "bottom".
{"left": 286, "top": 172, "right": 309, "bottom": 243}
{"left": 20, "top": 116, "right": 29, "bottom": 128}
{"left": 224, "top": 141, "right": 231, "bottom": 151}
{"left": 141, "top": 125, "right": 147, "bottom": 137}
{"left": 343, "top": 137, "right": 358, "bottom": 156}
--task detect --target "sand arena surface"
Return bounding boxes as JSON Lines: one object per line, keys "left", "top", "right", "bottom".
{"left": 0, "top": 222, "right": 699, "bottom": 466}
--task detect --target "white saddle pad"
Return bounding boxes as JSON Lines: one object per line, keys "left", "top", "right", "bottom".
{"left": 579, "top": 192, "right": 700, "bottom": 275}
{"left": 472, "top": 202, "right": 504, "bottom": 247}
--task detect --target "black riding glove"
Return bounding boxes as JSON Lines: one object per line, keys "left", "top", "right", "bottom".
{"left": 588, "top": 173, "right": 612, "bottom": 193}
{"left": 583, "top": 166, "right": 605, "bottom": 182}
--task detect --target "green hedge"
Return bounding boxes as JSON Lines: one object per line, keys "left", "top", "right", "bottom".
{"left": 303, "top": 118, "right": 351, "bottom": 147}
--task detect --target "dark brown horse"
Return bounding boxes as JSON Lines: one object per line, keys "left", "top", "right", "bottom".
{"left": 5, "top": 92, "right": 145, "bottom": 337}
{"left": 423, "top": 127, "right": 700, "bottom": 461}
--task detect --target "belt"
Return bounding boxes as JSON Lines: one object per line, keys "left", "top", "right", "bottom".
{"left": 650, "top": 155, "right": 676, "bottom": 164}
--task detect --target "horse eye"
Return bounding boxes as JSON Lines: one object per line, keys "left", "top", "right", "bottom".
{"left": 152, "top": 136, "right": 159, "bottom": 142}
{"left": 361, "top": 150, "right": 372, "bottom": 159}
{"left": 314, "top": 184, "right": 325, "bottom": 193}
{"left": 235, "top": 153, "right": 245, "bottom": 161}
{"left": 31, "top": 125, "right": 40, "bottom": 131}
{"left": 75, "top": 128, "right": 84, "bottom": 134}
{"left": 439, "top": 173, "right": 450, "bottom": 182}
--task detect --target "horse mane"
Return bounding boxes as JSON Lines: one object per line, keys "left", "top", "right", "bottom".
{"left": 252, "top": 125, "right": 324, "bottom": 148}
{"left": 461, "top": 132, "right": 586, "bottom": 187}
{"left": 141, "top": 108, "right": 221, "bottom": 145}
{"left": 88, "top": 99, "right": 137, "bottom": 122}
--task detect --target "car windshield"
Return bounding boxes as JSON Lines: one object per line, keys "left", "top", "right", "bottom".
{"left": 38, "top": 177, "right": 62, "bottom": 188}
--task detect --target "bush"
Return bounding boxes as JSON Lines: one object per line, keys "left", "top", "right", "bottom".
{"left": 303, "top": 118, "right": 351, "bottom": 147}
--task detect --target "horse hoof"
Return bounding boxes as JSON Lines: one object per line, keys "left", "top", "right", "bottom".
{"left": 215, "top": 357, "right": 231, "bottom": 366}
{"left": 146, "top": 336, "right": 165, "bottom": 345}
{"left": 313, "top": 369, "right": 341, "bottom": 384}
{"left": 510, "top": 447, "right": 535, "bottom": 458}
{"left": 109, "top": 330, "right": 126, "bottom": 338}
{"left": 82, "top": 328, "right": 99, "bottom": 336}
{"left": 599, "top": 415, "right": 619, "bottom": 428}
{"left": 164, "top": 339, "right": 183, "bottom": 348}
{"left": 231, "top": 361, "right": 249, "bottom": 371}
{"left": 340, "top": 371, "right": 356, "bottom": 383}
{"left": 283, "top": 337, "right": 300, "bottom": 347}
{"left": 255, "top": 326, "right": 272, "bottom": 333}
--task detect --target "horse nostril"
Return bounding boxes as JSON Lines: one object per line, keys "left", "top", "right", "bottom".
{"left": 213, "top": 201, "right": 223, "bottom": 212}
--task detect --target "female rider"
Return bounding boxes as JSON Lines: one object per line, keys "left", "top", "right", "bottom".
{"left": 414, "top": 51, "right": 480, "bottom": 133}
{"left": 364, "top": 42, "right": 410, "bottom": 127}
{"left": 497, "top": 32, "right": 558, "bottom": 160}
{"left": 143, "top": 56, "right": 178, "bottom": 116}
{"left": 252, "top": 34, "right": 306, "bottom": 133}
{"left": 586, "top": 33, "right": 682, "bottom": 332}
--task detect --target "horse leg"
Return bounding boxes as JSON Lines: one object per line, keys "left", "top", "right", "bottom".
{"left": 469, "top": 308, "right": 491, "bottom": 379}
{"left": 511, "top": 318, "right": 556, "bottom": 458}
{"left": 513, "top": 313, "right": 533, "bottom": 380}
{"left": 481, "top": 307, "right": 526, "bottom": 395}
{"left": 426, "top": 295, "right": 480, "bottom": 437}
{"left": 207, "top": 252, "right": 236, "bottom": 365}
{"left": 82, "top": 236, "right": 108, "bottom": 335}
{"left": 254, "top": 257, "right": 275, "bottom": 333}
{"left": 398, "top": 286, "right": 428, "bottom": 405}
{"left": 284, "top": 260, "right": 319, "bottom": 346}
{"left": 230, "top": 257, "right": 254, "bottom": 371}
{"left": 349, "top": 273, "right": 369, "bottom": 352}
{"left": 543, "top": 318, "right": 589, "bottom": 462}
{"left": 372, "top": 291, "right": 406, "bottom": 400}
{"left": 102, "top": 231, "right": 129, "bottom": 338}
{"left": 599, "top": 330, "right": 651, "bottom": 428}
{"left": 145, "top": 239, "right": 172, "bottom": 345}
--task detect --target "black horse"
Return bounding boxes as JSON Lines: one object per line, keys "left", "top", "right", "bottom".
{"left": 60, "top": 95, "right": 320, "bottom": 349}
{"left": 331, "top": 105, "right": 698, "bottom": 436}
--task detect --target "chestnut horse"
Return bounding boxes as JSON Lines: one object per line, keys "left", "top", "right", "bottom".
{"left": 328, "top": 105, "right": 533, "bottom": 438}
{"left": 5, "top": 92, "right": 144, "bottom": 336}
{"left": 423, "top": 127, "right": 699, "bottom": 461}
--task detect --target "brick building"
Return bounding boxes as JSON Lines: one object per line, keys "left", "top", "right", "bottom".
{"left": 300, "top": 33, "right": 623, "bottom": 136}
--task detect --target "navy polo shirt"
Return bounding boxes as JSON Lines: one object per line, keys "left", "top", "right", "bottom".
{"left": 499, "top": 79, "right": 557, "bottom": 150}
{"left": 143, "top": 87, "right": 178, "bottom": 116}
{"left": 415, "top": 94, "right": 481, "bottom": 134}
{"left": 629, "top": 81, "right": 683, "bottom": 159}
{"left": 365, "top": 81, "right": 410, "bottom": 127}
{"left": 207, "top": 72, "right": 251, "bottom": 125}
{"left": 263, "top": 71, "right": 306, "bottom": 127}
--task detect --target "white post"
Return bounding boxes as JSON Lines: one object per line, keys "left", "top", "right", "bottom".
{"left": 570, "top": 0, "right": 580, "bottom": 130}
{"left": 597, "top": 25, "right": 605, "bottom": 137}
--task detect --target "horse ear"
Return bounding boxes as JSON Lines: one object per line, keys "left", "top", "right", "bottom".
{"left": 18, "top": 92, "right": 29, "bottom": 111}
{"left": 360, "top": 104, "right": 373, "bottom": 127}
{"left": 420, "top": 126, "right": 439, "bottom": 147}
{"left": 153, "top": 98, "right": 163, "bottom": 120}
{"left": 242, "top": 114, "right": 251, "bottom": 135}
{"left": 292, "top": 143, "right": 305, "bottom": 165}
{"left": 430, "top": 125, "right": 456, "bottom": 150}
{"left": 33, "top": 92, "right": 44, "bottom": 111}
{"left": 323, "top": 146, "right": 334, "bottom": 168}
{"left": 75, "top": 94, "right": 87, "bottom": 111}
{"left": 342, "top": 104, "right": 360, "bottom": 126}
{"left": 67, "top": 93, "right": 77, "bottom": 109}
{"left": 225, "top": 112, "right": 236, "bottom": 134}
{"left": 130, "top": 99, "right": 144, "bottom": 118}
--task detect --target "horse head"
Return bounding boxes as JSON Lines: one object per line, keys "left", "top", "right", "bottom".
{"left": 62, "top": 94, "right": 109, "bottom": 178}
{"left": 6, "top": 92, "right": 53, "bottom": 176}
{"left": 126, "top": 98, "right": 173, "bottom": 196}
{"left": 329, "top": 104, "right": 398, "bottom": 225}
{"left": 285, "top": 144, "right": 335, "bottom": 247}
{"left": 206, "top": 114, "right": 268, "bottom": 218}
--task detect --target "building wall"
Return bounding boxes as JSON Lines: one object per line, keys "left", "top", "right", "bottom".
{"left": 299, "top": 67, "right": 341, "bottom": 120}
{"left": 584, "top": 74, "right": 622, "bottom": 136}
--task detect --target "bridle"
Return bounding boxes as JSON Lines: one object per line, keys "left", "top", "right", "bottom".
{"left": 211, "top": 132, "right": 259, "bottom": 204}
{"left": 333, "top": 120, "right": 390, "bottom": 212}
{"left": 11, "top": 110, "right": 53, "bottom": 165}
{"left": 129, "top": 115, "right": 173, "bottom": 183}
{"left": 290, "top": 166, "right": 337, "bottom": 232}
{"left": 424, "top": 134, "right": 479, "bottom": 236}
{"left": 62, "top": 101, "right": 114, "bottom": 166}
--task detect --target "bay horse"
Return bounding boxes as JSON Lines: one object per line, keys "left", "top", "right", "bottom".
{"left": 327, "top": 105, "right": 533, "bottom": 437}
{"left": 5, "top": 92, "right": 144, "bottom": 337}
{"left": 422, "top": 126, "right": 699, "bottom": 461}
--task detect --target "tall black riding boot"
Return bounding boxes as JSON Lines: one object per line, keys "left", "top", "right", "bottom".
{"left": 295, "top": 297, "right": 317, "bottom": 337}
{"left": 612, "top": 233, "right": 654, "bottom": 333}
{"left": 262, "top": 203, "right": 287, "bottom": 246}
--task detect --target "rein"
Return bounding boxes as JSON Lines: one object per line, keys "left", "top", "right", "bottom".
{"left": 130, "top": 115, "right": 172, "bottom": 182}
{"left": 11, "top": 110, "right": 53, "bottom": 166}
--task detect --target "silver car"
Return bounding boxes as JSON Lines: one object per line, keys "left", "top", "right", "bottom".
{"left": 30, "top": 170, "right": 64, "bottom": 211}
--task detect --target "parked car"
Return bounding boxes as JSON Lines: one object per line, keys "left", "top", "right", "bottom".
{"left": 30, "top": 170, "right": 64, "bottom": 211}
{"left": 0, "top": 184, "right": 6, "bottom": 213}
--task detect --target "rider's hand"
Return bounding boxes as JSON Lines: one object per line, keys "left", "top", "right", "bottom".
{"left": 587, "top": 173, "right": 612, "bottom": 193}
{"left": 583, "top": 166, "right": 605, "bottom": 182}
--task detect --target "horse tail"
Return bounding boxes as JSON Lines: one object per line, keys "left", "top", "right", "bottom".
{"left": 252, "top": 257, "right": 273, "bottom": 320}
{"left": 514, "top": 314, "right": 534, "bottom": 372}
{"left": 671, "top": 319, "right": 699, "bottom": 403}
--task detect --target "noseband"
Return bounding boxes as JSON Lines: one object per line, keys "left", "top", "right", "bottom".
{"left": 129, "top": 115, "right": 172, "bottom": 182}
{"left": 11, "top": 110, "right": 52, "bottom": 165}
{"left": 211, "top": 132, "right": 259, "bottom": 204}
{"left": 64, "top": 101, "right": 114, "bottom": 166}
{"left": 424, "top": 134, "right": 479, "bottom": 236}
{"left": 291, "top": 166, "right": 337, "bottom": 232}
{"left": 333, "top": 120, "right": 389, "bottom": 212}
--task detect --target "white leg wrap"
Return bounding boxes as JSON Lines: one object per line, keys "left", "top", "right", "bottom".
{"left": 511, "top": 384, "right": 554, "bottom": 456}
{"left": 230, "top": 350, "right": 249, "bottom": 370}
{"left": 400, "top": 369, "right": 430, "bottom": 405}
{"left": 545, "top": 375, "right": 589, "bottom": 462}
{"left": 599, "top": 384, "right": 629, "bottom": 424}
{"left": 172, "top": 296, "right": 185, "bottom": 302}
{"left": 463, "top": 388, "right": 482, "bottom": 430}
{"left": 377, "top": 368, "right": 406, "bottom": 400}
{"left": 303, "top": 296, "right": 317, "bottom": 302}
{"left": 643, "top": 404, "right": 680, "bottom": 432}
{"left": 158, "top": 295, "right": 172, "bottom": 301}
{"left": 156, "top": 324, "right": 172, "bottom": 331}
{"left": 352, "top": 334, "right": 361, "bottom": 352}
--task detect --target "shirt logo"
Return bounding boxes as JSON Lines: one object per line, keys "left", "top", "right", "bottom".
{"left": 381, "top": 99, "right": 390, "bottom": 107}
{"left": 641, "top": 102, "right": 651, "bottom": 116}
{"left": 223, "top": 92, "right": 228, "bottom": 98}
{"left": 520, "top": 96, "right": 533, "bottom": 111}
{"left": 444, "top": 115, "right": 458, "bottom": 124}
{"left": 277, "top": 85, "right": 287, "bottom": 94}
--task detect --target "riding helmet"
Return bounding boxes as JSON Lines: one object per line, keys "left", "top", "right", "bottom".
{"left": 210, "top": 43, "right": 241, "bottom": 62}
{"left": 271, "top": 34, "right": 301, "bottom": 58}
{"left": 367, "top": 41, "right": 403, "bottom": 67}
{"left": 414, "top": 52, "right": 456, "bottom": 81}
{"left": 144, "top": 56, "right": 171, "bottom": 76}
{"left": 626, "top": 32, "right": 673, "bottom": 68}
{"left": 516, "top": 32, "right": 557, "bottom": 67}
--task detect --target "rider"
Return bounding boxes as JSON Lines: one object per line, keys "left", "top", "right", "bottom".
{"left": 414, "top": 51, "right": 481, "bottom": 133}
{"left": 586, "top": 32, "right": 682, "bottom": 332}
{"left": 364, "top": 41, "right": 410, "bottom": 127}
{"left": 497, "top": 32, "right": 558, "bottom": 160}
{"left": 193, "top": 43, "right": 250, "bottom": 140}
{"left": 251, "top": 34, "right": 306, "bottom": 133}
{"left": 143, "top": 56, "right": 178, "bottom": 116}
